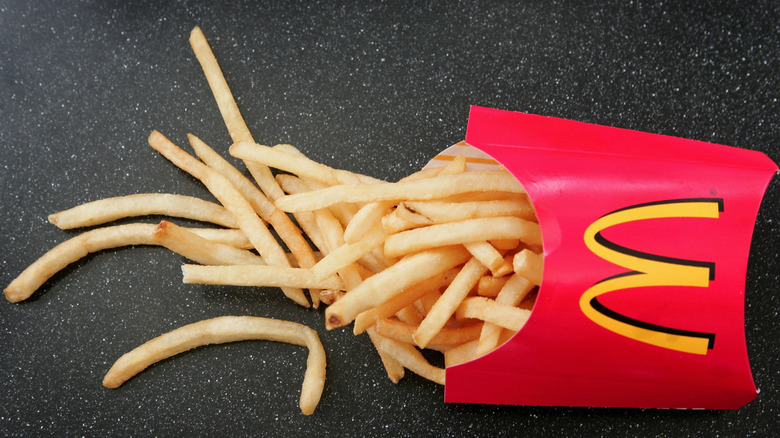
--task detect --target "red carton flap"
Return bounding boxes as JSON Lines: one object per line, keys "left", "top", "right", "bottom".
{"left": 444, "top": 106, "right": 778, "bottom": 409}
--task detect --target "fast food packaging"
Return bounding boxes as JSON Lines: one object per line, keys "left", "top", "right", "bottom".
{"left": 437, "top": 106, "right": 778, "bottom": 409}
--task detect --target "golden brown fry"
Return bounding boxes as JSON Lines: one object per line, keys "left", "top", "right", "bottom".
{"left": 102, "top": 316, "right": 326, "bottom": 415}
{"left": 476, "top": 274, "right": 535, "bottom": 355}
{"left": 310, "top": 224, "right": 385, "bottom": 282}
{"left": 384, "top": 217, "right": 541, "bottom": 259}
{"left": 366, "top": 327, "right": 405, "bottom": 384}
{"left": 476, "top": 275, "right": 509, "bottom": 297}
{"left": 413, "top": 257, "right": 487, "bottom": 349}
{"left": 275, "top": 170, "right": 525, "bottom": 213}
{"left": 152, "top": 220, "right": 265, "bottom": 265}
{"left": 147, "top": 130, "right": 308, "bottom": 307}
{"left": 455, "top": 296, "right": 532, "bottom": 331}
{"left": 48, "top": 193, "right": 238, "bottom": 230}
{"left": 181, "top": 265, "right": 344, "bottom": 290}
{"left": 4, "top": 223, "right": 160, "bottom": 302}
{"left": 463, "top": 241, "right": 505, "bottom": 275}
{"left": 369, "top": 330, "right": 445, "bottom": 385}
{"left": 513, "top": 248, "right": 544, "bottom": 286}
{"left": 189, "top": 27, "right": 286, "bottom": 200}
{"left": 376, "top": 318, "right": 482, "bottom": 347}
{"left": 402, "top": 198, "right": 536, "bottom": 223}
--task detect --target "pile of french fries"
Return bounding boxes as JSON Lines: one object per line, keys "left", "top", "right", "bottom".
{"left": 3, "top": 27, "right": 543, "bottom": 414}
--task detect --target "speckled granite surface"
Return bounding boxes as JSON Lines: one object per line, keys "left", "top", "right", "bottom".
{"left": 1, "top": 1, "right": 777, "bottom": 436}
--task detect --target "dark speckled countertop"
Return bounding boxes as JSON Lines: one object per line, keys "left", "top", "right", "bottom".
{"left": 1, "top": 1, "right": 777, "bottom": 436}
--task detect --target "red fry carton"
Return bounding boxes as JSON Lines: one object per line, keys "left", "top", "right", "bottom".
{"left": 441, "top": 106, "right": 778, "bottom": 409}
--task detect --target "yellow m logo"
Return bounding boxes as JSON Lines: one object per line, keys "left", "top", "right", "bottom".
{"left": 581, "top": 198, "right": 722, "bottom": 355}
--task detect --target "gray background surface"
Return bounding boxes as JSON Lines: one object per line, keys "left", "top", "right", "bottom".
{"left": 1, "top": 1, "right": 778, "bottom": 436}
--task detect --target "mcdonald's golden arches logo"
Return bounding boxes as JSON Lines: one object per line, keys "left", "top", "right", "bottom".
{"left": 581, "top": 198, "right": 722, "bottom": 355}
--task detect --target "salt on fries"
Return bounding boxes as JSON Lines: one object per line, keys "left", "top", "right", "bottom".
{"left": 102, "top": 316, "right": 326, "bottom": 415}
{"left": 4, "top": 26, "right": 544, "bottom": 414}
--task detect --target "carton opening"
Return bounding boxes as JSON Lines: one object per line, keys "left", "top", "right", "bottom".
{"left": 423, "top": 141, "right": 543, "bottom": 367}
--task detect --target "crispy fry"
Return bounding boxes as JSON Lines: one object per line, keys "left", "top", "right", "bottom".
{"left": 275, "top": 170, "right": 525, "bottom": 213}
{"left": 48, "top": 193, "right": 238, "bottom": 230}
{"left": 476, "top": 274, "right": 535, "bottom": 355}
{"left": 4, "top": 223, "right": 160, "bottom": 302}
{"left": 189, "top": 134, "right": 321, "bottom": 305}
{"left": 369, "top": 330, "right": 445, "bottom": 385}
{"left": 188, "top": 26, "right": 286, "bottom": 201}
{"left": 102, "top": 316, "right": 326, "bottom": 415}
{"left": 153, "top": 220, "right": 265, "bottom": 265}
{"left": 476, "top": 275, "right": 509, "bottom": 297}
{"left": 366, "top": 328, "right": 405, "bottom": 384}
{"left": 513, "top": 248, "right": 544, "bottom": 286}
{"left": 402, "top": 198, "right": 536, "bottom": 223}
{"left": 181, "top": 265, "right": 344, "bottom": 290}
{"left": 352, "top": 268, "right": 459, "bottom": 335}
{"left": 463, "top": 241, "right": 505, "bottom": 275}
{"left": 384, "top": 217, "right": 541, "bottom": 258}
{"left": 455, "top": 296, "right": 532, "bottom": 332}
{"left": 413, "top": 257, "right": 488, "bottom": 349}
{"left": 376, "top": 318, "right": 482, "bottom": 347}
{"left": 311, "top": 224, "right": 385, "bottom": 282}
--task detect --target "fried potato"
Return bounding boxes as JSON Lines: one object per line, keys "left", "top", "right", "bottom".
{"left": 102, "top": 316, "right": 326, "bottom": 415}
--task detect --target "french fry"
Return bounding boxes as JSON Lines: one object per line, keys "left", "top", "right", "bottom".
{"left": 275, "top": 170, "right": 526, "bottom": 213}
{"left": 181, "top": 265, "right": 344, "bottom": 290}
{"left": 463, "top": 241, "right": 505, "bottom": 275}
{"left": 369, "top": 330, "right": 445, "bottom": 385}
{"left": 376, "top": 318, "right": 482, "bottom": 347}
{"left": 455, "top": 296, "right": 532, "bottom": 332}
{"left": 402, "top": 198, "right": 536, "bottom": 223}
{"left": 311, "top": 224, "right": 385, "bottom": 282}
{"left": 513, "top": 248, "right": 544, "bottom": 286}
{"left": 102, "top": 316, "right": 326, "bottom": 415}
{"left": 48, "top": 193, "right": 238, "bottom": 229}
{"left": 4, "top": 223, "right": 161, "bottom": 302}
{"left": 152, "top": 220, "right": 265, "bottom": 266}
{"left": 147, "top": 130, "right": 309, "bottom": 307}
{"left": 476, "top": 274, "right": 535, "bottom": 355}
{"left": 413, "top": 257, "right": 488, "bottom": 349}
{"left": 477, "top": 275, "right": 509, "bottom": 297}
{"left": 384, "top": 216, "right": 542, "bottom": 259}
{"left": 366, "top": 327, "right": 406, "bottom": 384}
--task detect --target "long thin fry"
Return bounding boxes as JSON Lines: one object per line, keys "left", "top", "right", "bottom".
{"left": 152, "top": 220, "right": 265, "bottom": 266}
{"left": 188, "top": 26, "right": 285, "bottom": 200}
{"left": 48, "top": 193, "right": 238, "bottom": 229}
{"left": 275, "top": 170, "right": 525, "bottom": 213}
{"left": 371, "top": 332, "right": 445, "bottom": 385}
{"left": 310, "top": 224, "right": 385, "bottom": 281}
{"left": 413, "top": 257, "right": 488, "bottom": 349}
{"left": 476, "top": 274, "right": 535, "bottom": 355}
{"left": 4, "top": 223, "right": 159, "bottom": 302}
{"left": 366, "top": 327, "right": 405, "bottom": 384}
{"left": 376, "top": 318, "right": 482, "bottom": 346}
{"left": 181, "top": 265, "right": 344, "bottom": 290}
{"left": 455, "top": 297, "right": 532, "bottom": 331}
{"left": 232, "top": 142, "right": 383, "bottom": 186}
{"left": 102, "top": 316, "right": 326, "bottom": 415}
{"left": 384, "top": 216, "right": 541, "bottom": 258}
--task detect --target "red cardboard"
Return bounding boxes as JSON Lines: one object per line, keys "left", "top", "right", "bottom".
{"left": 443, "top": 106, "right": 778, "bottom": 409}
